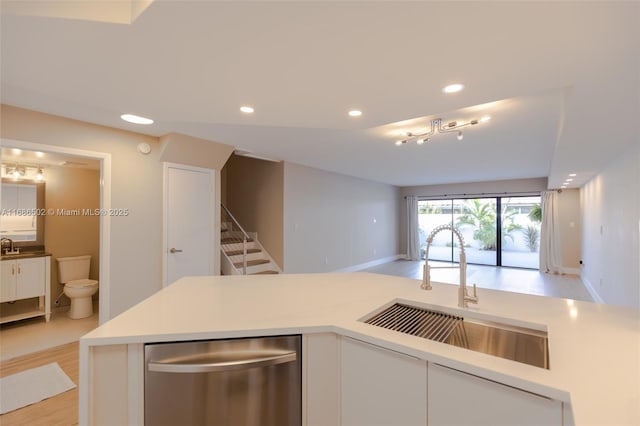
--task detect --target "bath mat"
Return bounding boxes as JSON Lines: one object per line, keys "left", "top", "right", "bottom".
{"left": 0, "top": 362, "right": 76, "bottom": 414}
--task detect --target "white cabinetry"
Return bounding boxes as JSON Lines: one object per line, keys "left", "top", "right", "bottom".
{"left": 341, "top": 336, "right": 427, "bottom": 426}
{"left": 0, "top": 256, "right": 51, "bottom": 323}
{"left": 427, "top": 363, "right": 562, "bottom": 426}
{"left": 303, "top": 333, "right": 341, "bottom": 426}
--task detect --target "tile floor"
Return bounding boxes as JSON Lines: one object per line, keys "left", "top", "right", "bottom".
{"left": 0, "top": 307, "right": 98, "bottom": 362}
{"left": 363, "top": 259, "right": 593, "bottom": 302}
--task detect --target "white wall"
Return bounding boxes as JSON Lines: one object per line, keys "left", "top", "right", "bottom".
{"left": 2, "top": 105, "right": 162, "bottom": 318}
{"left": 580, "top": 143, "right": 640, "bottom": 309}
{"left": 283, "top": 163, "right": 400, "bottom": 273}
{"left": 557, "top": 189, "right": 581, "bottom": 272}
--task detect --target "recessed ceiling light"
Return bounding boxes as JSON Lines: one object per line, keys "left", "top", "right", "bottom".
{"left": 348, "top": 110, "right": 362, "bottom": 117}
{"left": 442, "top": 83, "right": 464, "bottom": 94}
{"left": 569, "top": 173, "right": 577, "bottom": 177}
{"left": 240, "top": 106, "right": 254, "bottom": 114}
{"left": 121, "top": 114, "right": 154, "bottom": 125}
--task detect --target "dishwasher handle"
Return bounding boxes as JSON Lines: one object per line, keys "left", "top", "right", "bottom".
{"left": 148, "top": 350, "right": 297, "bottom": 374}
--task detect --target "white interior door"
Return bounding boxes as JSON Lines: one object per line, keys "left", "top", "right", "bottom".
{"left": 164, "top": 163, "right": 215, "bottom": 286}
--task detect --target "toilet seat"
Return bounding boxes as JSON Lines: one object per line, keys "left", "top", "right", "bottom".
{"left": 66, "top": 279, "right": 98, "bottom": 288}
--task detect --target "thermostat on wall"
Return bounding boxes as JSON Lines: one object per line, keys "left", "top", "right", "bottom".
{"left": 137, "top": 142, "right": 151, "bottom": 155}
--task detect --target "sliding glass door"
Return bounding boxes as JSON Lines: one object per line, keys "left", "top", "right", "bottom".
{"left": 456, "top": 198, "right": 497, "bottom": 266}
{"left": 418, "top": 195, "right": 541, "bottom": 269}
{"left": 501, "top": 197, "right": 541, "bottom": 269}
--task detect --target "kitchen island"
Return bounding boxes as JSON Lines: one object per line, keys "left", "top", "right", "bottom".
{"left": 79, "top": 273, "right": 639, "bottom": 425}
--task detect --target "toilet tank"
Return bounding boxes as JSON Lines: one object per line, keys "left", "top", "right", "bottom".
{"left": 57, "top": 255, "right": 91, "bottom": 283}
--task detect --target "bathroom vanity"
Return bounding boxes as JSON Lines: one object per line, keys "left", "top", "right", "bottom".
{"left": 79, "top": 273, "right": 640, "bottom": 426}
{"left": 0, "top": 252, "right": 51, "bottom": 323}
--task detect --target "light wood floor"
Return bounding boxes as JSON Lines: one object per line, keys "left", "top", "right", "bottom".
{"left": 0, "top": 342, "right": 79, "bottom": 426}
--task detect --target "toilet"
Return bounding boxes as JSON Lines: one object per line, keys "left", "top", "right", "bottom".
{"left": 56, "top": 255, "right": 99, "bottom": 319}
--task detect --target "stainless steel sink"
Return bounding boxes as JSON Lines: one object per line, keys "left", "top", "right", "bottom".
{"left": 363, "top": 303, "right": 549, "bottom": 369}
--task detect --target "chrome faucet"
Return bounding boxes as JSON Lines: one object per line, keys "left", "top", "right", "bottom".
{"left": 421, "top": 224, "right": 479, "bottom": 308}
{"left": 1, "top": 238, "right": 16, "bottom": 255}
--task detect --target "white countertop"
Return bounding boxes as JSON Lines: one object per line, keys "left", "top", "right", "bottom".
{"left": 82, "top": 273, "right": 640, "bottom": 425}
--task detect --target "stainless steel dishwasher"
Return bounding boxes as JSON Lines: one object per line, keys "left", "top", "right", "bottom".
{"left": 144, "top": 335, "right": 301, "bottom": 426}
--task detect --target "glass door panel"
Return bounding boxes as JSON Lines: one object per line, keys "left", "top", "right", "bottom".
{"left": 501, "top": 196, "right": 541, "bottom": 269}
{"left": 418, "top": 200, "right": 453, "bottom": 262}
{"left": 455, "top": 198, "right": 497, "bottom": 266}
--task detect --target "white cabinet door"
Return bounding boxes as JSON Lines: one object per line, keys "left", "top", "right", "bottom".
{"left": 427, "top": 363, "right": 562, "bottom": 426}
{"left": 342, "top": 336, "right": 427, "bottom": 426}
{"left": 304, "top": 333, "right": 341, "bottom": 426}
{"left": 1, "top": 260, "right": 17, "bottom": 302}
{"left": 16, "top": 257, "right": 45, "bottom": 299}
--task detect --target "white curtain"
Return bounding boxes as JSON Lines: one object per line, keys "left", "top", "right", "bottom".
{"left": 406, "top": 195, "right": 420, "bottom": 261}
{"left": 539, "top": 190, "right": 563, "bottom": 274}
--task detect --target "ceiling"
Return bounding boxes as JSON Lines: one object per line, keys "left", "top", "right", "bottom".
{"left": 1, "top": 1, "right": 638, "bottom": 188}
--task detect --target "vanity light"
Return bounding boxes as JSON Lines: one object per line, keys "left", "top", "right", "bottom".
{"left": 566, "top": 178, "right": 574, "bottom": 182}
{"left": 35, "top": 167, "right": 44, "bottom": 181}
{"left": 240, "top": 106, "right": 254, "bottom": 114}
{"left": 480, "top": 115, "right": 491, "bottom": 123}
{"left": 569, "top": 173, "right": 577, "bottom": 177}
{"left": 121, "top": 114, "right": 154, "bottom": 125}
{"left": 348, "top": 109, "right": 363, "bottom": 117}
{"left": 442, "top": 83, "right": 464, "bottom": 94}
{"left": 456, "top": 131, "right": 464, "bottom": 141}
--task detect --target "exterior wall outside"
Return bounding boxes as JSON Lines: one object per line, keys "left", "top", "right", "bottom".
{"left": 580, "top": 143, "right": 639, "bottom": 309}
{"left": 283, "top": 162, "right": 400, "bottom": 273}
{"left": 45, "top": 166, "right": 100, "bottom": 309}
{"left": 223, "top": 154, "right": 284, "bottom": 268}
{"left": 2, "top": 105, "right": 162, "bottom": 318}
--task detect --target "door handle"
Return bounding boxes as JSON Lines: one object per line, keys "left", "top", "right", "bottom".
{"left": 169, "top": 248, "right": 183, "bottom": 254}
{"left": 148, "top": 350, "right": 297, "bottom": 373}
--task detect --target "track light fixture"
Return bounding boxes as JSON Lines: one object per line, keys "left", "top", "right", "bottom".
{"left": 395, "top": 116, "right": 490, "bottom": 146}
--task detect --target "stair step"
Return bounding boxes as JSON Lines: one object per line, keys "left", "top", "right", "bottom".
{"left": 251, "top": 270, "right": 279, "bottom": 275}
{"left": 222, "top": 237, "right": 253, "bottom": 244}
{"left": 233, "top": 259, "right": 270, "bottom": 268}
{"left": 225, "top": 248, "right": 261, "bottom": 256}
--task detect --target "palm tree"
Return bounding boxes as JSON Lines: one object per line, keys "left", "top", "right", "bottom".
{"left": 528, "top": 203, "right": 542, "bottom": 223}
{"left": 456, "top": 199, "right": 522, "bottom": 250}
{"left": 456, "top": 200, "right": 497, "bottom": 250}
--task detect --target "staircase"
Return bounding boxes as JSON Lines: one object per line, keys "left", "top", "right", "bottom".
{"left": 220, "top": 205, "right": 281, "bottom": 275}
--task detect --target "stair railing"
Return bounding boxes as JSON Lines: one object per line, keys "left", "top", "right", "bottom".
{"left": 221, "top": 204, "right": 251, "bottom": 274}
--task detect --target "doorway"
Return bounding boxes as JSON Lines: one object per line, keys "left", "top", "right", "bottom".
{"left": 163, "top": 163, "right": 215, "bottom": 286}
{"left": 1, "top": 138, "right": 111, "bottom": 324}
{"left": 418, "top": 195, "right": 541, "bottom": 269}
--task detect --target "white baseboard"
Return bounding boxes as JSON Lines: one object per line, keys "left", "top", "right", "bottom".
{"left": 562, "top": 267, "right": 581, "bottom": 275}
{"left": 333, "top": 254, "right": 405, "bottom": 273}
{"left": 581, "top": 274, "right": 604, "bottom": 304}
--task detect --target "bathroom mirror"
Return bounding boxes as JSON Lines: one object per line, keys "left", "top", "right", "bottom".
{"left": 0, "top": 179, "right": 45, "bottom": 248}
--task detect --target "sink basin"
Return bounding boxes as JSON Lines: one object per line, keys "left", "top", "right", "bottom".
{"left": 363, "top": 303, "right": 549, "bottom": 369}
